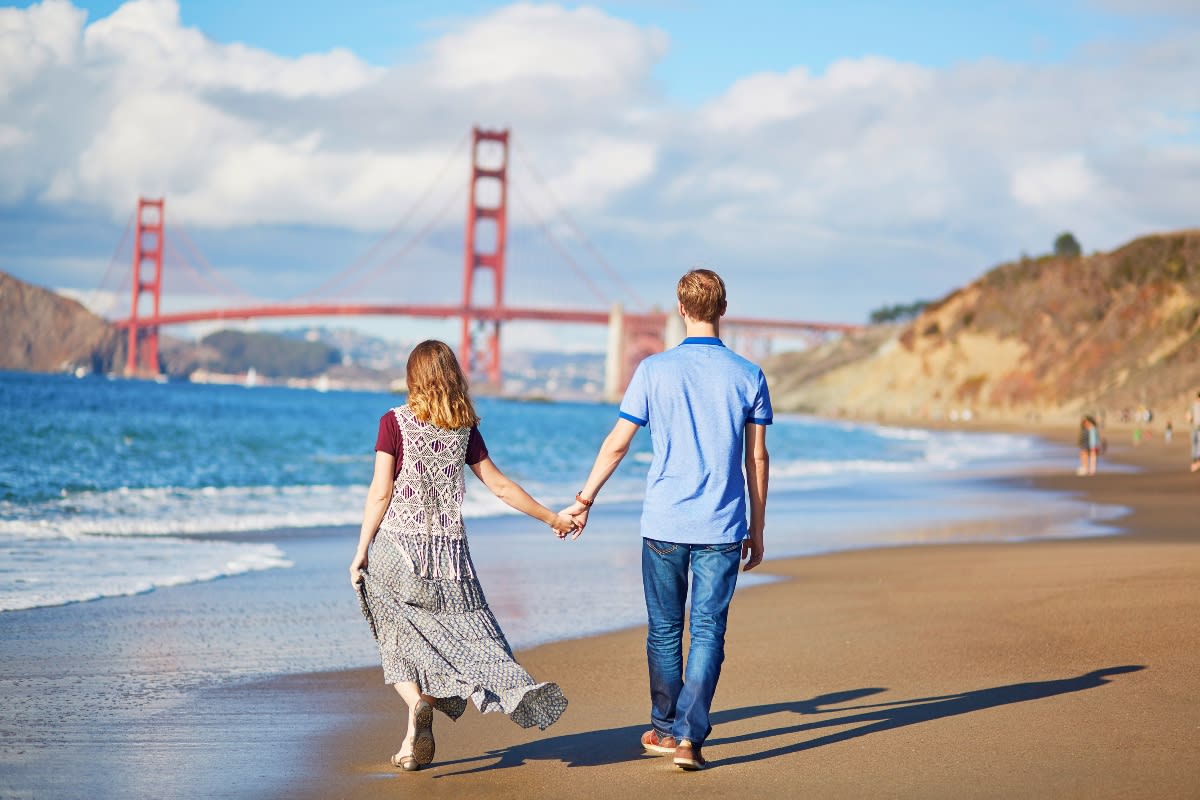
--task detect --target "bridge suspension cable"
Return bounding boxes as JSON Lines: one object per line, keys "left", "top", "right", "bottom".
{"left": 511, "top": 139, "right": 645, "bottom": 309}
{"left": 294, "top": 129, "right": 471, "bottom": 301}
{"left": 88, "top": 210, "right": 134, "bottom": 316}
{"left": 170, "top": 224, "right": 258, "bottom": 304}
{"left": 334, "top": 180, "right": 466, "bottom": 299}
{"left": 510, "top": 180, "right": 609, "bottom": 307}
{"left": 163, "top": 234, "right": 241, "bottom": 302}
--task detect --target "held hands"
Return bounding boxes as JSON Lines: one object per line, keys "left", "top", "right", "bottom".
{"left": 548, "top": 500, "right": 590, "bottom": 540}
{"left": 559, "top": 500, "right": 591, "bottom": 540}
{"left": 549, "top": 512, "right": 581, "bottom": 540}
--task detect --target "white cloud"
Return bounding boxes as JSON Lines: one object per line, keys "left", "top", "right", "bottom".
{"left": 667, "top": 45, "right": 1200, "bottom": 274}
{"left": 1010, "top": 154, "right": 1097, "bottom": 209}
{"left": 0, "top": 0, "right": 667, "bottom": 230}
{"left": 82, "top": 0, "right": 378, "bottom": 98}
{"left": 428, "top": 2, "right": 668, "bottom": 94}
{"left": 700, "top": 56, "right": 933, "bottom": 133}
{"left": 0, "top": 123, "right": 29, "bottom": 149}
{"left": 1, "top": 1, "right": 1199, "bottom": 323}
{"left": 0, "top": 0, "right": 83, "bottom": 100}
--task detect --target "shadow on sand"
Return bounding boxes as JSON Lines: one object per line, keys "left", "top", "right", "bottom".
{"left": 431, "top": 665, "right": 1144, "bottom": 776}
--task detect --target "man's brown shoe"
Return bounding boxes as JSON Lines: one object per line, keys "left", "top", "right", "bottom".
{"left": 641, "top": 729, "right": 677, "bottom": 755}
{"left": 673, "top": 739, "right": 706, "bottom": 771}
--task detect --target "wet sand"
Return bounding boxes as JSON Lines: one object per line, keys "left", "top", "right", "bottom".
{"left": 285, "top": 432, "right": 1200, "bottom": 799}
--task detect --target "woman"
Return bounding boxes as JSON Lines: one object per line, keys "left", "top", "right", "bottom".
{"left": 349, "top": 340, "right": 575, "bottom": 771}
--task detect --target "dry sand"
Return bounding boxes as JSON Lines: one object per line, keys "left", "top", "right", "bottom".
{"left": 291, "top": 432, "right": 1199, "bottom": 799}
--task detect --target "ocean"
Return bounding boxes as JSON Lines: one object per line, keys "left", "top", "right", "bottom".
{"left": 0, "top": 370, "right": 1118, "bottom": 624}
{"left": 0, "top": 369, "right": 1125, "bottom": 797}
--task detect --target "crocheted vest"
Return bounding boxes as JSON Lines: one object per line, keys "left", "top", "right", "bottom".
{"left": 376, "top": 405, "right": 475, "bottom": 581}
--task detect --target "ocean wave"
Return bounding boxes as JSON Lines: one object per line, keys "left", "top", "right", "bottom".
{"left": 0, "top": 485, "right": 368, "bottom": 537}
{"left": 0, "top": 479, "right": 641, "bottom": 539}
{"left": 0, "top": 423, "right": 1053, "bottom": 542}
{"left": 0, "top": 536, "right": 292, "bottom": 612}
{"left": 770, "top": 458, "right": 930, "bottom": 478}
{"left": 868, "top": 425, "right": 934, "bottom": 441}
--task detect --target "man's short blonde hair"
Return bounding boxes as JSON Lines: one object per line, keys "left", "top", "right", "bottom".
{"left": 676, "top": 269, "right": 727, "bottom": 324}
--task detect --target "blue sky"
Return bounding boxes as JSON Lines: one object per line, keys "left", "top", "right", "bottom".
{"left": 66, "top": 2, "right": 1167, "bottom": 61}
{"left": 1, "top": 0, "right": 1198, "bottom": 350}
{"left": 51, "top": 1, "right": 1176, "bottom": 96}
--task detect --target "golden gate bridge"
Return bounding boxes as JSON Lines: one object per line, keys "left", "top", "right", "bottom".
{"left": 102, "top": 128, "right": 858, "bottom": 397}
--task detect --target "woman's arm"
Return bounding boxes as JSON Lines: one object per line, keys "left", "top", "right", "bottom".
{"left": 469, "top": 457, "right": 578, "bottom": 536}
{"left": 348, "top": 450, "right": 396, "bottom": 586}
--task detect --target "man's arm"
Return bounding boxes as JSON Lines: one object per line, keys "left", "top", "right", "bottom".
{"left": 560, "top": 418, "right": 641, "bottom": 537}
{"left": 742, "top": 422, "right": 769, "bottom": 571}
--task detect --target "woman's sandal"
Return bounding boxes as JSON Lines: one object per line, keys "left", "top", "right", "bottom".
{"left": 390, "top": 751, "right": 420, "bottom": 772}
{"left": 410, "top": 700, "right": 436, "bottom": 766}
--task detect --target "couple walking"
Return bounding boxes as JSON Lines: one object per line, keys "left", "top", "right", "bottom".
{"left": 350, "top": 269, "right": 772, "bottom": 773}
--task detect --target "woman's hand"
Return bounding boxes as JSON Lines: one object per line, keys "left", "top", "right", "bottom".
{"left": 549, "top": 512, "right": 580, "bottom": 539}
{"left": 349, "top": 550, "right": 368, "bottom": 587}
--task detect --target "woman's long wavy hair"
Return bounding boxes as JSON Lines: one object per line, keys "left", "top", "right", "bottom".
{"left": 406, "top": 340, "right": 480, "bottom": 430}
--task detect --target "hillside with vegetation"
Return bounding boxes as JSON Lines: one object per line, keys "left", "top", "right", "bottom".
{"left": 193, "top": 330, "right": 341, "bottom": 378}
{"left": 0, "top": 270, "right": 358, "bottom": 382}
{"left": 0, "top": 272, "right": 122, "bottom": 374}
{"left": 766, "top": 230, "right": 1200, "bottom": 423}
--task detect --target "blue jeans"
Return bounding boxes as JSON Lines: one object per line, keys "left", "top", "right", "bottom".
{"left": 642, "top": 537, "right": 741, "bottom": 745}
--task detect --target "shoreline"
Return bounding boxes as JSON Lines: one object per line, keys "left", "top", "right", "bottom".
{"left": 284, "top": 428, "right": 1198, "bottom": 799}
{"left": 2, "top": 422, "right": 1193, "bottom": 799}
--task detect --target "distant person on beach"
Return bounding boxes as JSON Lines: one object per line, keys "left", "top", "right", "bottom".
{"left": 1165, "top": 420, "right": 1173, "bottom": 444}
{"left": 349, "top": 340, "right": 574, "bottom": 771}
{"left": 561, "top": 269, "right": 772, "bottom": 771}
{"left": 1190, "top": 392, "right": 1200, "bottom": 472}
{"left": 1077, "top": 417, "right": 1098, "bottom": 476}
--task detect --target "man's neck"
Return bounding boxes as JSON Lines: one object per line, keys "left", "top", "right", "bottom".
{"left": 683, "top": 319, "right": 720, "bottom": 339}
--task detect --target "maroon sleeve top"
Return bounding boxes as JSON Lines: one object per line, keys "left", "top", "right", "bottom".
{"left": 374, "top": 410, "right": 488, "bottom": 481}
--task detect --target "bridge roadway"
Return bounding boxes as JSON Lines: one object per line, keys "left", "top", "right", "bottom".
{"left": 113, "top": 303, "right": 861, "bottom": 333}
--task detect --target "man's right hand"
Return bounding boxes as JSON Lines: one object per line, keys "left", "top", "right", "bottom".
{"left": 741, "top": 533, "right": 763, "bottom": 571}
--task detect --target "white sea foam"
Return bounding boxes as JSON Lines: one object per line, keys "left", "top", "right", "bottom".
{"left": 0, "top": 481, "right": 594, "bottom": 540}
{"left": 0, "top": 485, "right": 368, "bottom": 538}
{"left": 0, "top": 413, "right": 1069, "bottom": 614}
{"left": 0, "top": 534, "right": 292, "bottom": 612}
{"left": 770, "top": 458, "right": 928, "bottom": 478}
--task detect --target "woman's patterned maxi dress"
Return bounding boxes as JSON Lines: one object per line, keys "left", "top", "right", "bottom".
{"left": 358, "top": 405, "right": 567, "bottom": 730}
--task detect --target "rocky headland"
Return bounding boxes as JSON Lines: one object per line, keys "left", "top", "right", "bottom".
{"left": 764, "top": 230, "right": 1200, "bottom": 425}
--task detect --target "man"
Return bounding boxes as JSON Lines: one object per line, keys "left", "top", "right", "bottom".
{"left": 563, "top": 269, "right": 771, "bottom": 771}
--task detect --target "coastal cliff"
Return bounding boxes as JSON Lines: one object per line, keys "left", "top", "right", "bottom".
{"left": 766, "top": 230, "right": 1200, "bottom": 422}
{"left": 0, "top": 272, "right": 122, "bottom": 374}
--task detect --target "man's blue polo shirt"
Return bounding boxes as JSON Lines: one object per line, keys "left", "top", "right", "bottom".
{"left": 619, "top": 336, "right": 772, "bottom": 545}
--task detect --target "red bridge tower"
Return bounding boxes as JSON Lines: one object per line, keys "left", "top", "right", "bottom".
{"left": 124, "top": 197, "right": 164, "bottom": 377}
{"left": 459, "top": 127, "right": 509, "bottom": 387}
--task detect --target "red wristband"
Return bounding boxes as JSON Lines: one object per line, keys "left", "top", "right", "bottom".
{"left": 575, "top": 491, "right": 594, "bottom": 507}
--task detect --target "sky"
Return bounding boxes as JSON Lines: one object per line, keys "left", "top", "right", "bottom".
{"left": 2, "top": 0, "right": 1199, "bottom": 351}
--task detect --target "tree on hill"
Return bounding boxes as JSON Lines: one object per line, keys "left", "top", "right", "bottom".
{"left": 1054, "top": 231, "right": 1082, "bottom": 259}
{"left": 200, "top": 330, "right": 340, "bottom": 377}
{"left": 869, "top": 300, "right": 929, "bottom": 324}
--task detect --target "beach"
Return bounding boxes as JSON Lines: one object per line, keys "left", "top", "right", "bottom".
{"left": 2, "top": 395, "right": 1197, "bottom": 800}
{"left": 289, "top": 431, "right": 1198, "bottom": 800}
